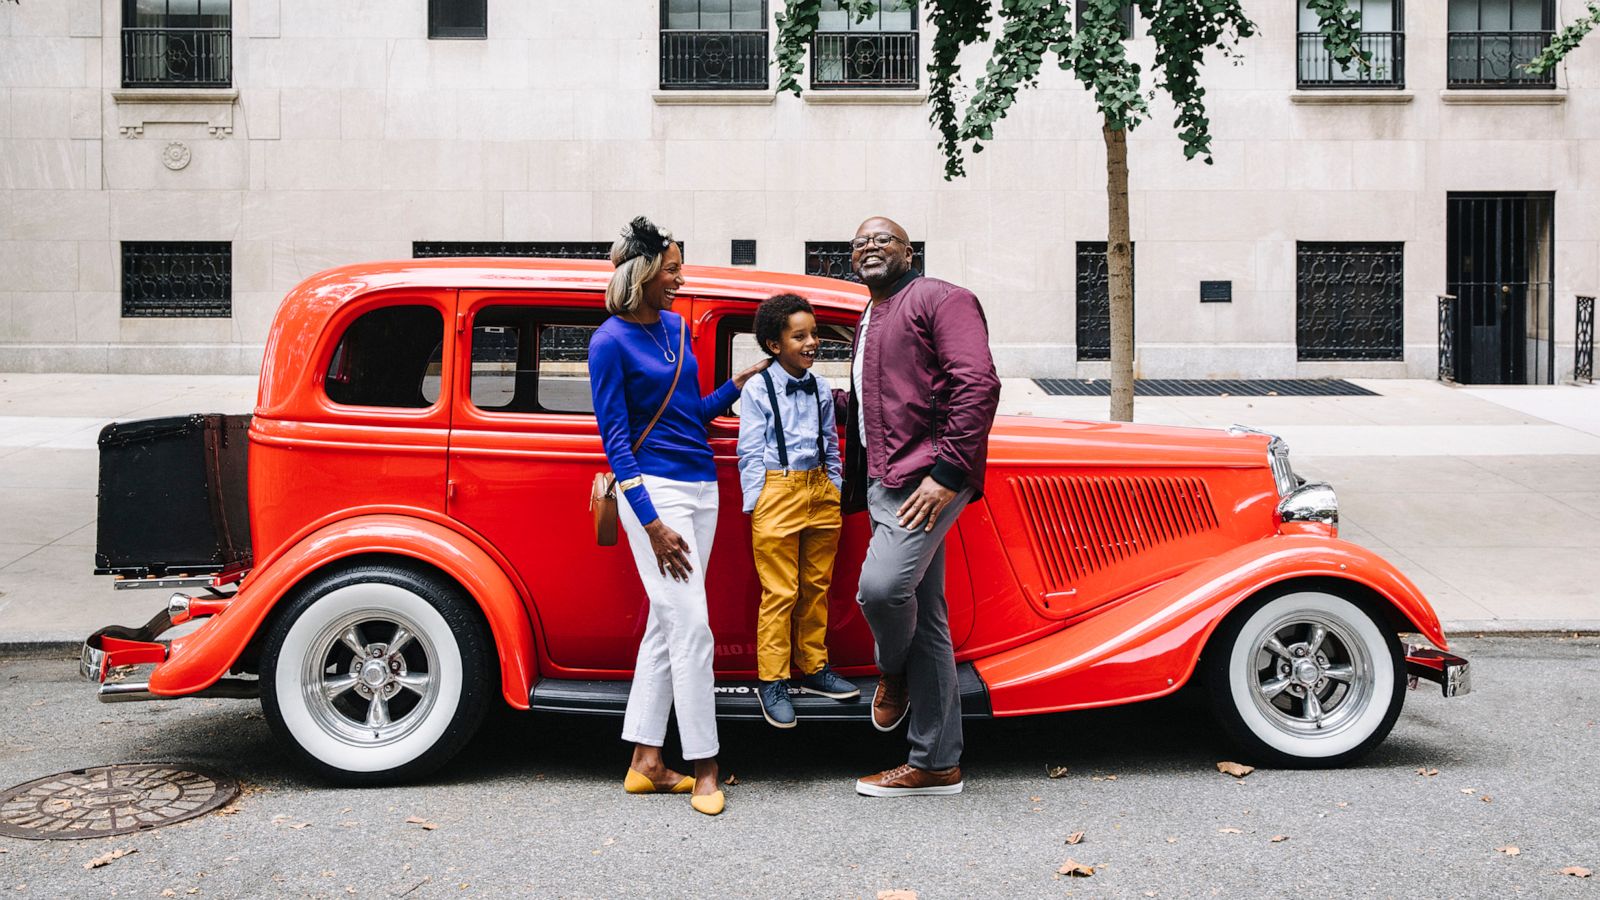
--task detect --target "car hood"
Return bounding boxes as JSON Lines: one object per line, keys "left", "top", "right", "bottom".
{"left": 986, "top": 416, "right": 1273, "bottom": 470}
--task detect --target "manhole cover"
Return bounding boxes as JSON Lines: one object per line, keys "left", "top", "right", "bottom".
{"left": 0, "top": 764, "right": 237, "bottom": 840}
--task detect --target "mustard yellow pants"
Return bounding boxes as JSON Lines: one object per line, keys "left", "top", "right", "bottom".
{"left": 751, "top": 468, "right": 842, "bottom": 683}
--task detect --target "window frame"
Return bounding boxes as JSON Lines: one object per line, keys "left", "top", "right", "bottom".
{"left": 1445, "top": 0, "right": 1556, "bottom": 89}
{"left": 1295, "top": 0, "right": 1406, "bottom": 90}
{"left": 428, "top": 0, "right": 487, "bottom": 40}
{"left": 120, "top": 0, "right": 233, "bottom": 88}
{"left": 810, "top": 0, "right": 921, "bottom": 90}
{"left": 121, "top": 240, "right": 232, "bottom": 318}
{"left": 660, "top": 0, "right": 771, "bottom": 91}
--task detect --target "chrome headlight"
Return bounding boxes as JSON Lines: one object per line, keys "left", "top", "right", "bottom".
{"left": 1229, "top": 425, "right": 1299, "bottom": 496}
{"left": 1278, "top": 482, "right": 1338, "bottom": 530}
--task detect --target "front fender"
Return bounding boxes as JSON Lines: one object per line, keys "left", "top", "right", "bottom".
{"left": 147, "top": 515, "right": 537, "bottom": 709}
{"left": 974, "top": 535, "right": 1446, "bottom": 716}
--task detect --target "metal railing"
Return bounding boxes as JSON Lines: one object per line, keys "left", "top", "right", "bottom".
{"left": 122, "top": 242, "right": 232, "bottom": 318}
{"left": 122, "top": 26, "right": 231, "bottom": 88}
{"left": 811, "top": 32, "right": 918, "bottom": 89}
{"left": 1297, "top": 31, "right": 1405, "bottom": 89}
{"left": 1437, "top": 294, "right": 1458, "bottom": 382}
{"left": 1578, "top": 296, "right": 1595, "bottom": 384}
{"left": 660, "top": 29, "right": 769, "bottom": 89}
{"left": 1446, "top": 31, "right": 1556, "bottom": 87}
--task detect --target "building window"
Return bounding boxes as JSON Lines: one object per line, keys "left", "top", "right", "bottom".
{"left": 121, "top": 242, "right": 231, "bottom": 318}
{"left": 428, "top": 0, "right": 486, "bottom": 40}
{"left": 661, "top": 0, "right": 769, "bottom": 90}
{"left": 1297, "top": 0, "right": 1404, "bottom": 89}
{"left": 121, "top": 0, "right": 231, "bottom": 88}
{"left": 804, "top": 241, "right": 925, "bottom": 283}
{"left": 812, "top": 1, "right": 918, "bottom": 90}
{"left": 1296, "top": 242, "right": 1404, "bottom": 361}
{"left": 1447, "top": 0, "right": 1554, "bottom": 88}
{"left": 414, "top": 242, "right": 612, "bottom": 260}
{"left": 1075, "top": 1, "right": 1133, "bottom": 39}
{"left": 1075, "top": 242, "right": 1133, "bottom": 362}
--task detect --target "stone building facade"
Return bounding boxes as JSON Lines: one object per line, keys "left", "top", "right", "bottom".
{"left": 1, "top": 0, "right": 1596, "bottom": 382}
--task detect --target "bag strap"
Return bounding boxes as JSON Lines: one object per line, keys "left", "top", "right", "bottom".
{"left": 761, "top": 367, "right": 788, "bottom": 469}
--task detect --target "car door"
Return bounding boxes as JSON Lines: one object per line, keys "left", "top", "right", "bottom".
{"left": 445, "top": 290, "right": 651, "bottom": 676}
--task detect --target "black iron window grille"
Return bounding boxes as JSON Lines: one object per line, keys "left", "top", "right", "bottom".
{"left": 1296, "top": 242, "right": 1404, "bottom": 361}
{"left": 1296, "top": 0, "right": 1403, "bottom": 89}
{"left": 429, "top": 0, "right": 486, "bottom": 39}
{"left": 661, "top": 0, "right": 768, "bottom": 89}
{"left": 804, "top": 240, "right": 925, "bottom": 283}
{"left": 1447, "top": 0, "right": 1554, "bottom": 88}
{"left": 121, "top": 0, "right": 231, "bottom": 88}
{"left": 1075, "top": 241, "right": 1134, "bottom": 362}
{"left": 1576, "top": 295, "right": 1594, "bottom": 384}
{"left": 1438, "top": 295, "right": 1458, "bottom": 382}
{"left": 121, "top": 242, "right": 231, "bottom": 318}
{"left": 1446, "top": 192, "right": 1556, "bottom": 384}
{"left": 1075, "top": 1, "right": 1134, "bottom": 38}
{"left": 812, "top": 0, "right": 918, "bottom": 89}
{"left": 414, "top": 242, "right": 613, "bottom": 260}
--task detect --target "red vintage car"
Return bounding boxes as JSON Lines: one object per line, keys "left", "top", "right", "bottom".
{"left": 81, "top": 258, "right": 1469, "bottom": 783}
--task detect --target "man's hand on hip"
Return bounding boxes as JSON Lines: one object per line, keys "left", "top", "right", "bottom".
{"left": 897, "top": 476, "right": 957, "bottom": 532}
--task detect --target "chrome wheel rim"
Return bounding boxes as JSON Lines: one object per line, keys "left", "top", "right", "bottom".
{"left": 301, "top": 608, "right": 439, "bottom": 747}
{"left": 1246, "top": 611, "right": 1374, "bottom": 738}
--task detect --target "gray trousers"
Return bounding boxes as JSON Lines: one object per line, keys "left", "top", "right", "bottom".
{"left": 856, "top": 478, "right": 974, "bottom": 771}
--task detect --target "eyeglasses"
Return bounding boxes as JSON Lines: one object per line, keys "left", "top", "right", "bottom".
{"left": 849, "top": 233, "right": 909, "bottom": 251}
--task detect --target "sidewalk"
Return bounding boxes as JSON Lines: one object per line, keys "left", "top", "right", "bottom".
{"left": 2, "top": 373, "right": 1597, "bottom": 647}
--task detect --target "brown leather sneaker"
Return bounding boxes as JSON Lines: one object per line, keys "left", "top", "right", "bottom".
{"left": 871, "top": 674, "right": 909, "bottom": 732}
{"left": 855, "top": 763, "right": 963, "bottom": 797}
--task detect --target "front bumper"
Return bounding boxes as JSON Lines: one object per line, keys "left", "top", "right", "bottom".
{"left": 80, "top": 592, "right": 256, "bottom": 702}
{"left": 1405, "top": 645, "right": 1472, "bottom": 697}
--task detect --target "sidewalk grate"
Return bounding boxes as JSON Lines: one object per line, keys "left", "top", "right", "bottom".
{"left": 1033, "top": 379, "right": 1379, "bottom": 397}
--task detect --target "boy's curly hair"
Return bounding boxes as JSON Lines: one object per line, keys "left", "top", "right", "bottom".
{"left": 753, "top": 293, "right": 815, "bottom": 358}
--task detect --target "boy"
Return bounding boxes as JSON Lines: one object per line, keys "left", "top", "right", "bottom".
{"left": 738, "top": 293, "right": 860, "bottom": 729}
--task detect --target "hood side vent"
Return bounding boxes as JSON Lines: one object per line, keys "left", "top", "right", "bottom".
{"left": 1010, "top": 474, "right": 1219, "bottom": 592}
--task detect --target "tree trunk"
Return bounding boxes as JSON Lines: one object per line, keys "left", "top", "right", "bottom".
{"left": 1103, "top": 123, "right": 1134, "bottom": 422}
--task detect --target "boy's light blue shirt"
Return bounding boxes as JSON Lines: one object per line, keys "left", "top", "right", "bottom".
{"left": 737, "top": 367, "right": 843, "bottom": 513}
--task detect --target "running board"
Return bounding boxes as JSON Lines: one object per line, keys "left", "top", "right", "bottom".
{"left": 529, "top": 663, "right": 992, "bottom": 721}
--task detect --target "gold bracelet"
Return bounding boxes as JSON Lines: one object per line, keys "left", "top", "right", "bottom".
{"left": 617, "top": 476, "right": 645, "bottom": 492}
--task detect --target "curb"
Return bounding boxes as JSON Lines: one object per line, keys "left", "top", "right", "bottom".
{"left": 1439, "top": 620, "right": 1600, "bottom": 637}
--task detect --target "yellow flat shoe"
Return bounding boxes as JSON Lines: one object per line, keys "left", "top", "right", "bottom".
{"left": 624, "top": 768, "right": 695, "bottom": 794}
{"left": 690, "top": 789, "right": 726, "bottom": 816}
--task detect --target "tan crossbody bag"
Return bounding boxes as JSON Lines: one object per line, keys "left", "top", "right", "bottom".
{"left": 590, "top": 319, "right": 686, "bottom": 546}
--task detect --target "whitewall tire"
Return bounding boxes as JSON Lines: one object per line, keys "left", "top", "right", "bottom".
{"left": 260, "top": 563, "right": 492, "bottom": 784}
{"left": 1204, "top": 588, "right": 1405, "bottom": 768}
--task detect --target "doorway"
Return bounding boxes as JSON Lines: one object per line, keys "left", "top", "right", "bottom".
{"left": 1445, "top": 192, "right": 1556, "bottom": 384}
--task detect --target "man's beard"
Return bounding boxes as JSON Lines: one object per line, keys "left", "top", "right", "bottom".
{"left": 857, "top": 261, "right": 906, "bottom": 288}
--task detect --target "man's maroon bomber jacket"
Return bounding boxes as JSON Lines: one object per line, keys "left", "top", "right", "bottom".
{"left": 837, "top": 270, "right": 1003, "bottom": 513}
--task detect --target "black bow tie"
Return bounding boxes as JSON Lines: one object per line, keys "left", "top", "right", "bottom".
{"left": 785, "top": 375, "right": 817, "bottom": 396}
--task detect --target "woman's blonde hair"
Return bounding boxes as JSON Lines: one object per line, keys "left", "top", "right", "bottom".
{"left": 605, "top": 217, "right": 676, "bottom": 317}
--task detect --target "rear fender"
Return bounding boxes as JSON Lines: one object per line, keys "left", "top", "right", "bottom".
{"left": 974, "top": 535, "right": 1446, "bottom": 716}
{"left": 147, "top": 515, "right": 537, "bottom": 709}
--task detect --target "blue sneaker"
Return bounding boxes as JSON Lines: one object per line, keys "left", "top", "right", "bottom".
{"left": 797, "top": 665, "right": 861, "bottom": 700}
{"left": 758, "top": 679, "right": 797, "bottom": 728}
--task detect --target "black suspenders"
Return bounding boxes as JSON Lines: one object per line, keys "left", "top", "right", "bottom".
{"left": 759, "top": 368, "right": 826, "bottom": 471}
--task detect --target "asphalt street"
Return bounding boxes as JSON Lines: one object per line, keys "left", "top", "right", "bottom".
{"left": 0, "top": 637, "right": 1596, "bottom": 899}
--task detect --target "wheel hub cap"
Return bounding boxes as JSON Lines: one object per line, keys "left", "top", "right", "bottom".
{"left": 1293, "top": 658, "right": 1320, "bottom": 685}
{"left": 360, "top": 659, "right": 388, "bottom": 687}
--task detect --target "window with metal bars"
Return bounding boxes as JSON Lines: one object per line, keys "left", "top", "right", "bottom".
{"left": 803, "top": 240, "right": 924, "bottom": 283}
{"left": 661, "top": 0, "right": 769, "bottom": 89}
{"left": 1296, "top": 0, "right": 1405, "bottom": 89}
{"left": 1446, "top": 0, "right": 1554, "bottom": 88}
{"left": 429, "top": 0, "right": 486, "bottom": 39}
{"left": 1075, "top": 242, "right": 1133, "bottom": 362}
{"left": 413, "top": 242, "right": 612, "bottom": 260}
{"left": 1296, "top": 242, "right": 1404, "bottom": 361}
{"left": 121, "top": 0, "right": 231, "bottom": 88}
{"left": 812, "top": 0, "right": 919, "bottom": 89}
{"left": 121, "top": 242, "right": 231, "bottom": 318}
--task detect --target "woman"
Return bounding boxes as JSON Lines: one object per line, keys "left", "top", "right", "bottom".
{"left": 588, "top": 216, "right": 769, "bottom": 816}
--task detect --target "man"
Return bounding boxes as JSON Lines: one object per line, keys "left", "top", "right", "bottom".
{"left": 842, "top": 216, "right": 1001, "bottom": 797}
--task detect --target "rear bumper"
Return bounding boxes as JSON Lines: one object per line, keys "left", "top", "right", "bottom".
{"left": 80, "top": 593, "right": 256, "bottom": 702}
{"left": 1405, "top": 645, "right": 1472, "bottom": 697}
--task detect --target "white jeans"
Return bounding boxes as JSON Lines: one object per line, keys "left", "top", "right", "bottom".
{"left": 617, "top": 474, "right": 721, "bottom": 760}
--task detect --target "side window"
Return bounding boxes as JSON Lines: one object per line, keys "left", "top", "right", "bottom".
{"left": 325, "top": 305, "right": 444, "bottom": 409}
{"left": 714, "top": 315, "right": 854, "bottom": 415}
{"left": 468, "top": 305, "right": 605, "bottom": 414}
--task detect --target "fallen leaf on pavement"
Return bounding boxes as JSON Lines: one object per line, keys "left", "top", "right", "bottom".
{"left": 1166, "top": 837, "right": 1178, "bottom": 844}
{"left": 1057, "top": 859, "right": 1095, "bottom": 878}
{"left": 1030, "top": 796, "right": 1042, "bottom": 802}
{"left": 405, "top": 816, "right": 427, "bottom": 824}
{"left": 1065, "top": 831, "right": 1085, "bottom": 845}
{"left": 1481, "top": 796, "right": 1493, "bottom": 804}
{"left": 161, "top": 891, "right": 176, "bottom": 897}
{"left": 724, "top": 775, "right": 740, "bottom": 786}
{"left": 84, "top": 848, "right": 136, "bottom": 869}
{"left": 1218, "top": 828, "right": 1243, "bottom": 835}
{"left": 1270, "top": 835, "right": 1289, "bottom": 843}
{"left": 1496, "top": 846, "right": 1520, "bottom": 857}
{"left": 877, "top": 890, "right": 918, "bottom": 899}
{"left": 1047, "top": 766, "right": 1069, "bottom": 779}
{"left": 1416, "top": 767, "right": 1439, "bottom": 777}
{"left": 1560, "top": 867, "right": 1592, "bottom": 878}
{"left": 1216, "top": 761, "right": 1254, "bottom": 778}
{"left": 1460, "top": 788, "right": 1476, "bottom": 795}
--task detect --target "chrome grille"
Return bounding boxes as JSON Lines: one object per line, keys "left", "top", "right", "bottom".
{"left": 1010, "top": 474, "right": 1220, "bottom": 591}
